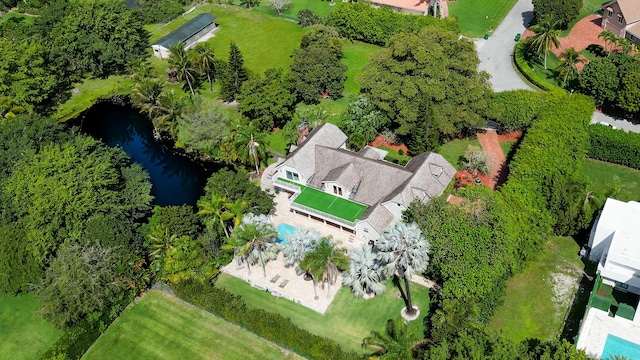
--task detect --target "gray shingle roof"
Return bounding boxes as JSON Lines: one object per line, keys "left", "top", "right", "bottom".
{"left": 154, "top": 13, "right": 217, "bottom": 48}
{"left": 322, "top": 163, "right": 361, "bottom": 192}
{"left": 361, "top": 204, "right": 396, "bottom": 235}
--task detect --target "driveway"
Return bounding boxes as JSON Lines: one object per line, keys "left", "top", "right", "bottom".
{"left": 590, "top": 111, "right": 640, "bottom": 133}
{"left": 475, "top": 0, "right": 535, "bottom": 92}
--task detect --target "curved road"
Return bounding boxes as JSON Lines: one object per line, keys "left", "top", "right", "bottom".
{"left": 474, "top": 0, "right": 640, "bottom": 132}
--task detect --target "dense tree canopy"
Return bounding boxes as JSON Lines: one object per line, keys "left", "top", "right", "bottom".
{"left": 358, "top": 26, "right": 491, "bottom": 150}
{"left": 237, "top": 68, "right": 297, "bottom": 130}
{"left": 532, "top": 0, "right": 582, "bottom": 28}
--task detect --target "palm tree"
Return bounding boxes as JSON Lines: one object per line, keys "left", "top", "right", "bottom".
{"left": 168, "top": 42, "right": 197, "bottom": 96}
{"left": 281, "top": 227, "right": 321, "bottom": 270}
{"left": 145, "top": 225, "right": 177, "bottom": 274}
{"left": 192, "top": 42, "right": 216, "bottom": 92}
{"left": 232, "top": 124, "right": 268, "bottom": 172}
{"left": 0, "top": 96, "right": 25, "bottom": 119}
{"left": 555, "top": 47, "right": 586, "bottom": 86}
{"left": 362, "top": 318, "right": 428, "bottom": 359}
{"left": 527, "top": 17, "right": 561, "bottom": 70}
{"left": 131, "top": 78, "right": 163, "bottom": 117}
{"left": 227, "top": 213, "right": 278, "bottom": 277}
{"left": 151, "top": 90, "right": 184, "bottom": 138}
{"left": 343, "top": 244, "right": 386, "bottom": 298}
{"left": 376, "top": 222, "right": 430, "bottom": 317}
{"left": 225, "top": 198, "right": 250, "bottom": 232}
{"left": 461, "top": 145, "right": 489, "bottom": 175}
{"left": 598, "top": 30, "right": 618, "bottom": 56}
{"left": 197, "top": 194, "right": 234, "bottom": 238}
{"left": 299, "top": 238, "right": 349, "bottom": 298}
{"left": 430, "top": 297, "right": 481, "bottom": 342}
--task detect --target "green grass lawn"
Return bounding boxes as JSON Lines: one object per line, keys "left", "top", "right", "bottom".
{"left": 582, "top": 158, "right": 640, "bottom": 202}
{"left": 0, "top": 293, "right": 63, "bottom": 360}
{"left": 150, "top": 4, "right": 307, "bottom": 74}
{"left": 83, "top": 290, "right": 301, "bottom": 360}
{"left": 55, "top": 76, "right": 132, "bottom": 122}
{"left": 278, "top": 178, "right": 368, "bottom": 222}
{"left": 560, "top": 0, "right": 605, "bottom": 37}
{"left": 448, "top": 0, "right": 519, "bottom": 38}
{"left": 488, "top": 236, "right": 583, "bottom": 342}
{"left": 500, "top": 140, "right": 518, "bottom": 163}
{"left": 216, "top": 274, "right": 430, "bottom": 353}
{"left": 342, "top": 41, "right": 380, "bottom": 98}
{"left": 0, "top": 12, "right": 35, "bottom": 25}
{"left": 439, "top": 137, "right": 481, "bottom": 170}
{"left": 252, "top": 0, "right": 338, "bottom": 21}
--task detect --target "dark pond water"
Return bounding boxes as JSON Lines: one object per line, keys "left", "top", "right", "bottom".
{"left": 80, "top": 102, "right": 211, "bottom": 206}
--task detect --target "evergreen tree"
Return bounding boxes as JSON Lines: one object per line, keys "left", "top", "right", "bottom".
{"left": 220, "top": 42, "right": 248, "bottom": 102}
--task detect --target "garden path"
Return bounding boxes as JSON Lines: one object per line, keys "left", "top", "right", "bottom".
{"left": 476, "top": 130, "right": 507, "bottom": 190}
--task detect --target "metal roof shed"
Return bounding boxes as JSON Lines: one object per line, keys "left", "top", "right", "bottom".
{"left": 152, "top": 13, "right": 217, "bottom": 59}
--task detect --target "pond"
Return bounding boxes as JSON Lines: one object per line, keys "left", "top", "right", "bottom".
{"left": 80, "top": 102, "right": 212, "bottom": 207}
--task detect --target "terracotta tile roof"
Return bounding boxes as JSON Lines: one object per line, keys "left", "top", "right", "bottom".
{"left": 369, "top": 0, "right": 431, "bottom": 13}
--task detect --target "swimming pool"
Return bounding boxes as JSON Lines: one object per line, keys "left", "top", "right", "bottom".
{"left": 276, "top": 223, "right": 295, "bottom": 245}
{"left": 602, "top": 334, "right": 640, "bottom": 360}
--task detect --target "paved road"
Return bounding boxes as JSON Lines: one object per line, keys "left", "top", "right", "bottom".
{"left": 591, "top": 111, "right": 640, "bottom": 133}
{"left": 475, "top": 0, "right": 535, "bottom": 92}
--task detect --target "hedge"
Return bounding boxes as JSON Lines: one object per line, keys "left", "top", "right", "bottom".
{"left": 513, "top": 42, "right": 563, "bottom": 92}
{"left": 171, "top": 280, "right": 359, "bottom": 360}
{"left": 588, "top": 124, "right": 640, "bottom": 169}
{"left": 327, "top": 2, "right": 459, "bottom": 46}
{"left": 485, "top": 90, "right": 547, "bottom": 132}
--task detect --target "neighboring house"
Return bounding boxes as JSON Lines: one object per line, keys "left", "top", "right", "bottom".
{"left": 577, "top": 198, "right": 640, "bottom": 359}
{"left": 152, "top": 13, "right": 217, "bottom": 59}
{"left": 366, "top": 0, "right": 440, "bottom": 16}
{"left": 271, "top": 123, "right": 455, "bottom": 243}
{"left": 601, "top": 0, "right": 640, "bottom": 46}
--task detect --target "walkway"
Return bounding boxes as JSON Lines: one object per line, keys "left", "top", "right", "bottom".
{"left": 475, "top": 0, "right": 535, "bottom": 91}
{"left": 476, "top": 130, "right": 507, "bottom": 189}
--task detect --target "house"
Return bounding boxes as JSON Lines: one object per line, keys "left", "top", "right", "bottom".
{"left": 152, "top": 13, "right": 217, "bottom": 59}
{"left": 576, "top": 198, "right": 640, "bottom": 359}
{"left": 271, "top": 123, "right": 455, "bottom": 243}
{"left": 366, "top": 0, "right": 441, "bottom": 16}
{"left": 601, "top": 0, "right": 640, "bottom": 46}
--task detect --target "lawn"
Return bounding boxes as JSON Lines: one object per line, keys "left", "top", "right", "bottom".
{"left": 500, "top": 140, "right": 518, "bottom": 163}
{"left": 149, "top": 4, "right": 307, "bottom": 73}
{"left": 252, "top": 0, "right": 338, "bottom": 21}
{"left": 488, "top": 236, "right": 583, "bottom": 342}
{"left": 216, "top": 274, "right": 430, "bottom": 353}
{"left": 55, "top": 76, "right": 132, "bottom": 122}
{"left": 342, "top": 41, "right": 380, "bottom": 98}
{"left": 0, "top": 293, "right": 63, "bottom": 360}
{"left": 83, "top": 290, "right": 301, "bottom": 360}
{"left": 448, "top": 0, "right": 519, "bottom": 38}
{"left": 438, "top": 137, "right": 481, "bottom": 170}
{"left": 581, "top": 158, "right": 640, "bottom": 202}
{"left": 278, "top": 178, "right": 368, "bottom": 222}
{"left": 560, "top": 0, "right": 605, "bottom": 37}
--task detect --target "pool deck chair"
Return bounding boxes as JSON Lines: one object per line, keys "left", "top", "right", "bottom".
{"left": 279, "top": 279, "right": 289, "bottom": 288}
{"left": 270, "top": 275, "right": 280, "bottom": 283}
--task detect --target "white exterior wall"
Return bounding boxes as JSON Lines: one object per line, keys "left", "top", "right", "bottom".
{"left": 322, "top": 181, "right": 351, "bottom": 199}
{"left": 382, "top": 201, "right": 406, "bottom": 221}
{"left": 356, "top": 221, "right": 382, "bottom": 243}
{"left": 588, "top": 224, "right": 615, "bottom": 262}
{"left": 275, "top": 165, "right": 308, "bottom": 186}
{"left": 152, "top": 45, "right": 171, "bottom": 59}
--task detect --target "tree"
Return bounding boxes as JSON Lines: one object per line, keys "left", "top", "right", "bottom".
{"left": 527, "top": 17, "right": 561, "bottom": 70}
{"left": 300, "top": 25, "right": 344, "bottom": 58}
{"left": 362, "top": 318, "right": 427, "bottom": 360}
{"left": 145, "top": 224, "right": 177, "bottom": 274}
{"left": 200, "top": 168, "right": 274, "bottom": 216}
{"left": 237, "top": 68, "right": 297, "bottom": 130}
{"left": 228, "top": 123, "right": 268, "bottom": 172}
{"left": 219, "top": 42, "right": 248, "bottom": 102}
{"left": 169, "top": 42, "right": 197, "bottom": 96}
{"left": 376, "top": 222, "right": 429, "bottom": 317}
{"left": 152, "top": 90, "right": 184, "bottom": 138}
{"left": 267, "top": 0, "right": 291, "bottom": 15}
{"left": 461, "top": 145, "right": 489, "bottom": 175}
{"left": 555, "top": 47, "right": 585, "bottom": 86}
{"left": 343, "top": 244, "right": 386, "bottom": 298}
{"left": 131, "top": 78, "right": 164, "bottom": 117}
{"left": 429, "top": 297, "right": 481, "bottom": 342}
{"left": 532, "top": 0, "right": 582, "bottom": 28}
{"left": 227, "top": 213, "right": 278, "bottom": 277}
{"left": 35, "top": 242, "right": 125, "bottom": 328}
{"left": 598, "top": 30, "right": 618, "bottom": 56}
{"left": 299, "top": 238, "right": 349, "bottom": 298}
{"left": 616, "top": 60, "right": 640, "bottom": 114}
{"left": 191, "top": 42, "right": 216, "bottom": 92}
{"left": 290, "top": 42, "right": 347, "bottom": 104}
{"left": 297, "top": 9, "right": 323, "bottom": 27}
{"left": 281, "top": 227, "right": 321, "bottom": 268}
{"left": 577, "top": 57, "right": 619, "bottom": 107}
{"left": 197, "top": 194, "right": 235, "bottom": 238}
{"left": 358, "top": 26, "right": 490, "bottom": 143}
{"left": 341, "top": 95, "right": 390, "bottom": 149}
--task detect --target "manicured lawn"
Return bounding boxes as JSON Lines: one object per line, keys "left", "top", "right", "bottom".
{"left": 216, "top": 274, "right": 430, "bottom": 352}
{"left": 55, "top": 76, "right": 132, "bottom": 122}
{"left": 278, "top": 178, "right": 368, "bottom": 222}
{"left": 150, "top": 4, "right": 307, "bottom": 73}
{"left": 582, "top": 158, "right": 640, "bottom": 202}
{"left": 252, "top": 0, "right": 338, "bottom": 21}
{"left": 524, "top": 50, "right": 563, "bottom": 89}
{"left": 342, "top": 41, "right": 380, "bottom": 98}
{"left": 0, "top": 12, "right": 35, "bottom": 25}
{"left": 448, "top": 0, "right": 519, "bottom": 38}
{"left": 0, "top": 293, "right": 62, "bottom": 360}
{"left": 438, "top": 137, "right": 481, "bottom": 170}
{"left": 83, "top": 290, "right": 301, "bottom": 360}
{"left": 488, "top": 236, "right": 583, "bottom": 342}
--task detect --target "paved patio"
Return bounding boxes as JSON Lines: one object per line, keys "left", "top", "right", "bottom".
{"left": 222, "top": 252, "right": 342, "bottom": 313}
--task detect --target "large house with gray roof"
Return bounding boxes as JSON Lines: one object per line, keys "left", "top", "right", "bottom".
{"left": 152, "top": 13, "right": 217, "bottom": 59}
{"left": 271, "top": 123, "right": 455, "bottom": 243}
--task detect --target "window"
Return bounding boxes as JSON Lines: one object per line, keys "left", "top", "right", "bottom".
{"left": 608, "top": 10, "right": 613, "bottom": 17}
{"left": 618, "top": 14, "right": 624, "bottom": 24}
{"left": 333, "top": 185, "right": 342, "bottom": 196}
{"left": 286, "top": 171, "right": 299, "bottom": 181}
{"left": 363, "top": 228, "right": 369, "bottom": 233}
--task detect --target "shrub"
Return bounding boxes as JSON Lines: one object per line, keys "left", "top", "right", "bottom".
{"left": 532, "top": 0, "right": 582, "bottom": 28}
{"left": 588, "top": 124, "right": 640, "bottom": 169}
{"left": 586, "top": 44, "right": 606, "bottom": 58}
{"left": 171, "top": 280, "right": 359, "bottom": 360}
{"left": 298, "top": 9, "right": 323, "bottom": 27}
{"left": 513, "top": 42, "right": 562, "bottom": 92}
{"left": 485, "top": 90, "right": 545, "bottom": 131}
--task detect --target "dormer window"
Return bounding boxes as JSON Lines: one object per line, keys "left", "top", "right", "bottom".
{"left": 333, "top": 185, "right": 343, "bottom": 196}
{"left": 286, "top": 170, "right": 299, "bottom": 181}
{"left": 618, "top": 14, "right": 623, "bottom": 23}
{"left": 607, "top": 7, "right": 613, "bottom": 17}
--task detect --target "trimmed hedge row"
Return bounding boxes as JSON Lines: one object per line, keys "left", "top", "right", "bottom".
{"left": 588, "top": 124, "right": 640, "bottom": 169}
{"left": 485, "top": 90, "right": 547, "bottom": 132}
{"left": 513, "top": 42, "right": 562, "bottom": 92}
{"left": 171, "top": 280, "right": 359, "bottom": 360}
{"left": 327, "top": 2, "right": 459, "bottom": 46}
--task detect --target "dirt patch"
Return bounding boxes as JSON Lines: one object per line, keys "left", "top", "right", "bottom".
{"left": 497, "top": 131, "right": 522, "bottom": 142}
{"left": 368, "top": 134, "right": 409, "bottom": 154}
{"left": 550, "top": 263, "right": 583, "bottom": 324}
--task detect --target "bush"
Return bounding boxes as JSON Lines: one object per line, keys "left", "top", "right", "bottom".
{"left": 513, "top": 42, "right": 562, "bottom": 92}
{"left": 532, "top": 0, "right": 582, "bottom": 28}
{"left": 588, "top": 124, "right": 640, "bottom": 169}
{"left": 298, "top": 9, "right": 323, "bottom": 27}
{"left": 135, "top": 0, "right": 184, "bottom": 24}
{"left": 485, "top": 90, "right": 546, "bottom": 131}
{"left": 326, "top": 2, "right": 458, "bottom": 46}
{"left": 171, "top": 280, "right": 359, "bottom": 360}
{"left": 586, "top": 44, "right": 606, "bottom": 58}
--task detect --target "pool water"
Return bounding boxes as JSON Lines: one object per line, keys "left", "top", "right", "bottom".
{"left": 276, "top": 223, "right": 295, "bottom": 245}
{"left": 602, "top": 334, "right": 640, "bottom": 360}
